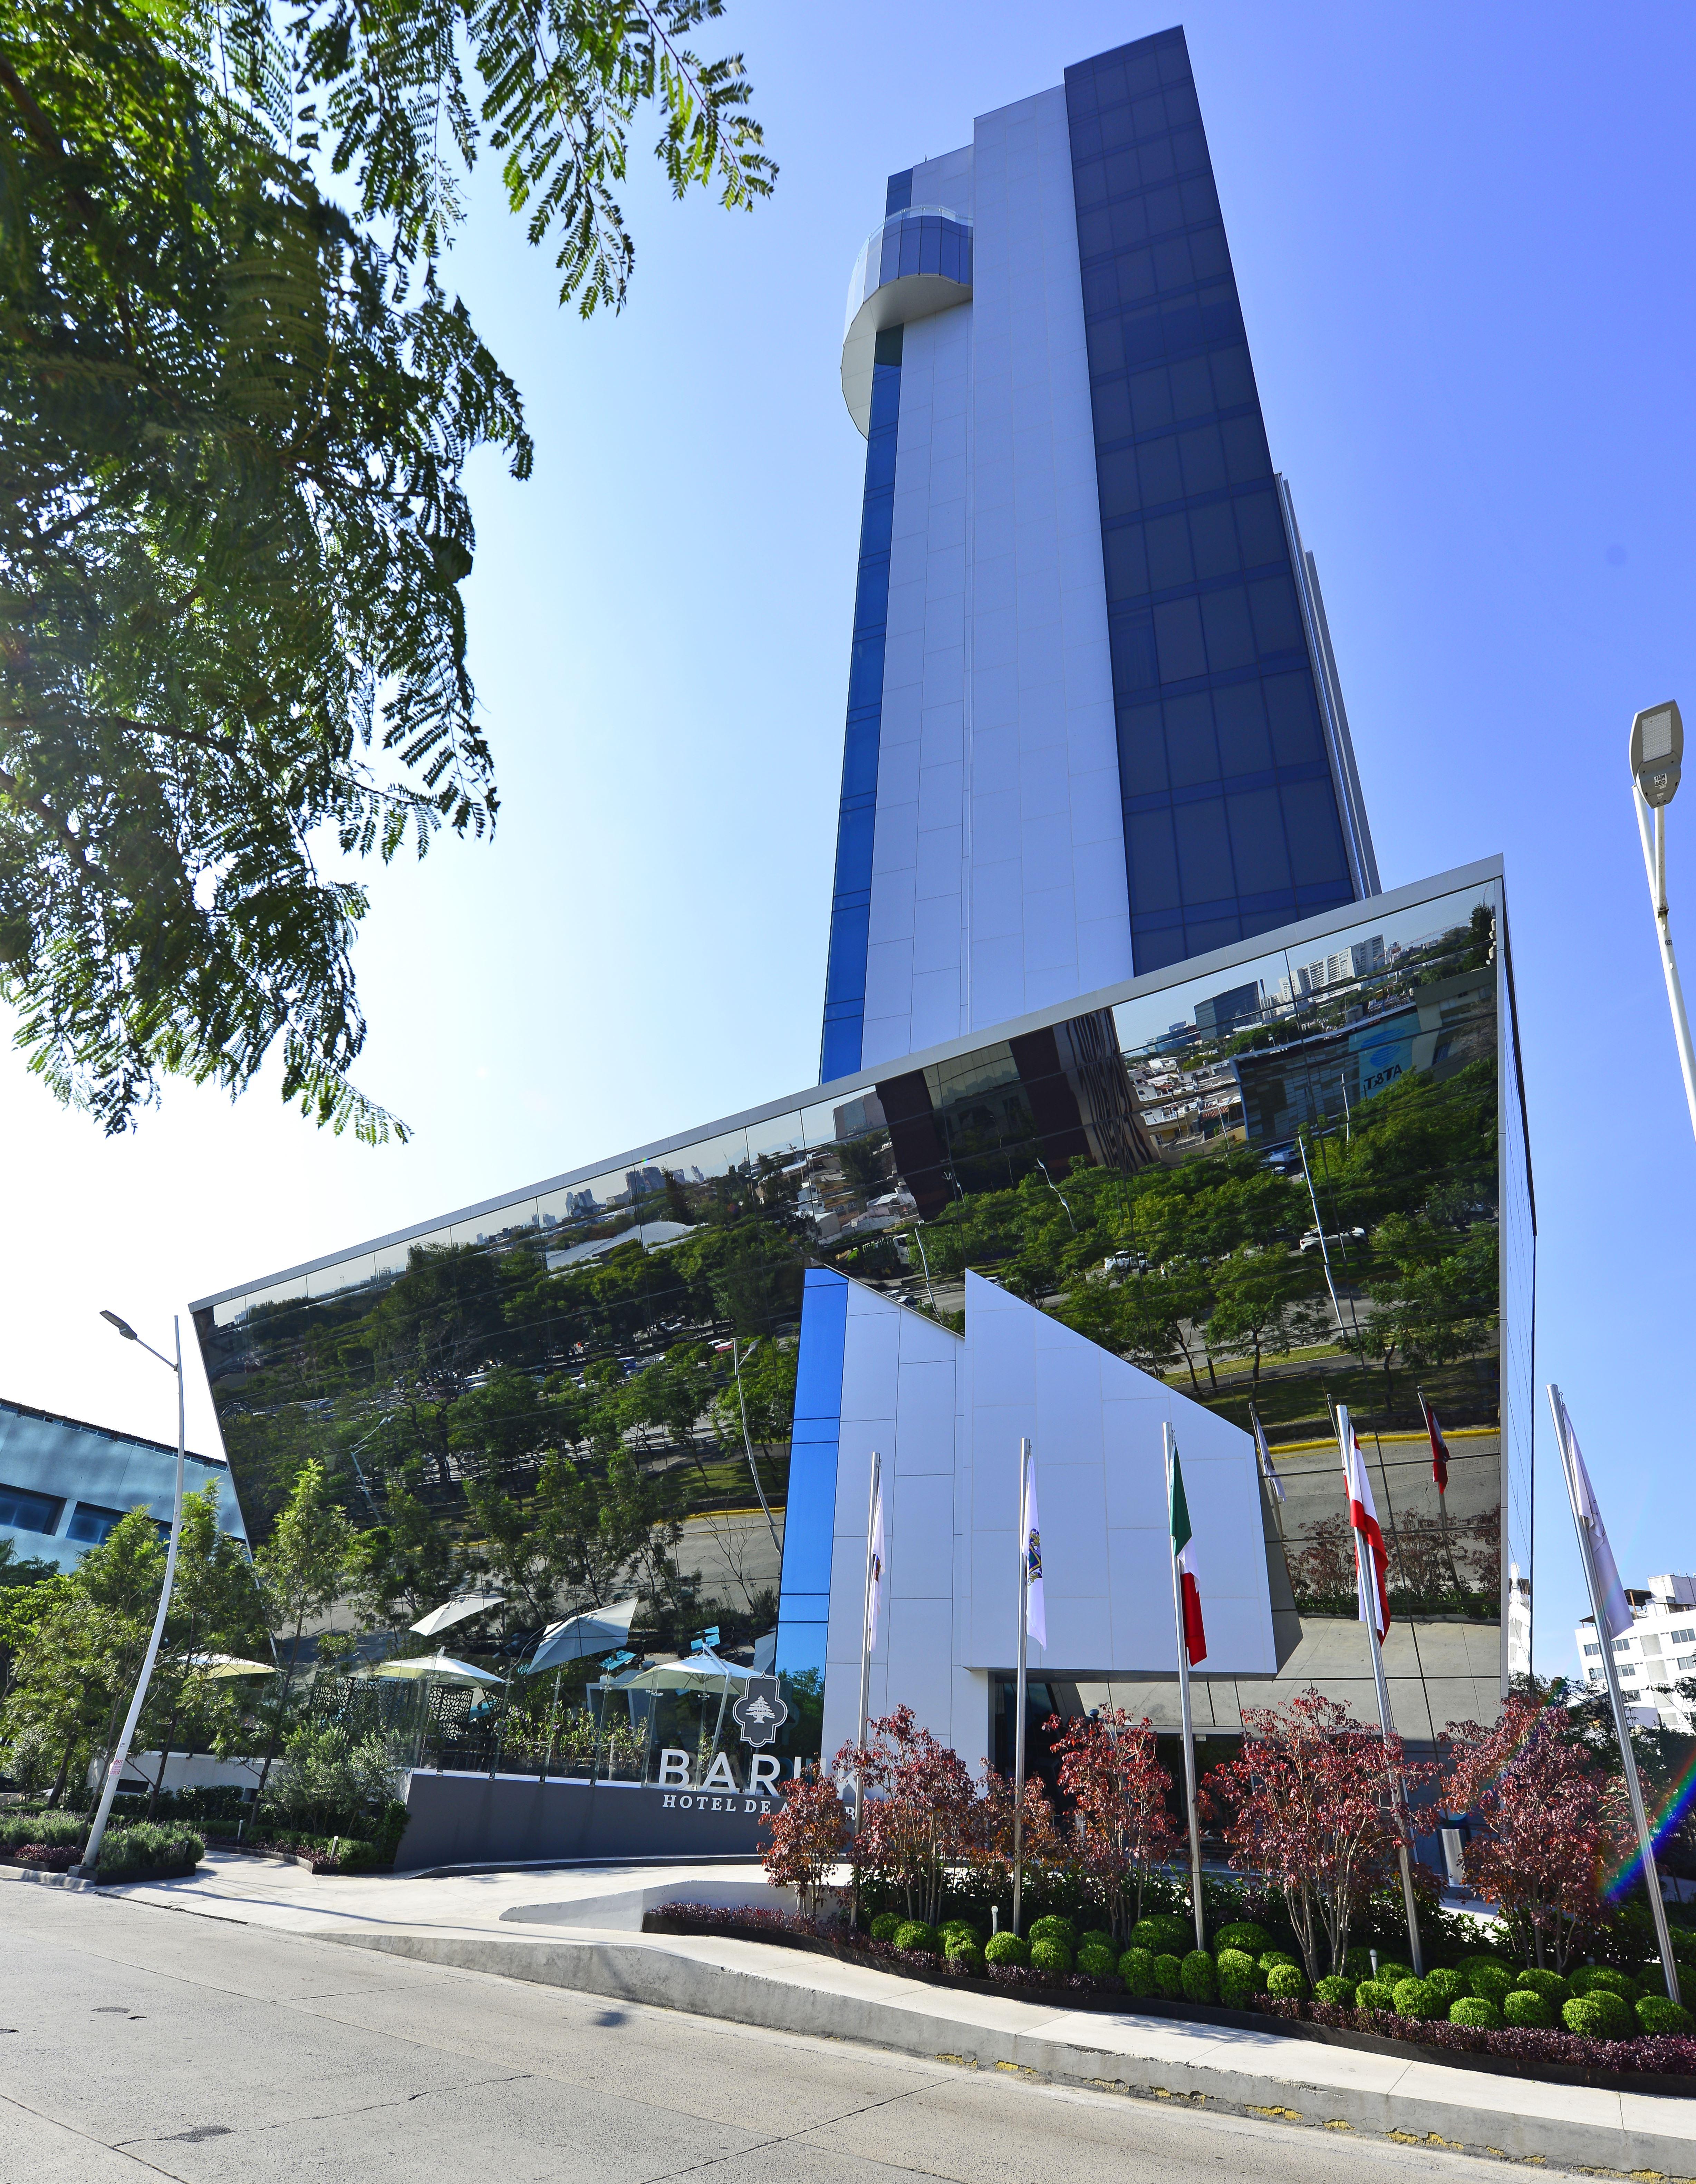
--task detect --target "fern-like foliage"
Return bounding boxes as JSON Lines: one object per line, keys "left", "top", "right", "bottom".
{"left": 0, "top": 0, "right": 770, "bottom": 1138}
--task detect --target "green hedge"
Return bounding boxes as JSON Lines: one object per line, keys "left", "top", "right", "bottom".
{"left": 0, "top": 1811, "right": 85, "bottom": 1851}
{"left": 96, "top": 1824, "right": 202, "bottom": 1884}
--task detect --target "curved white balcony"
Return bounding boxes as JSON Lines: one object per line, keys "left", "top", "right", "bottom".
{"left": 840, "top": 205, "right": 973, "bottom": 435}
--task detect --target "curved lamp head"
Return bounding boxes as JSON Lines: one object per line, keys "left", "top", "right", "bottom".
{"left": 100, "top": 1309, "right": 138, "bottom": 1340}
{"left": 1631, "top": 700, "right": 1683, "bottom": 809}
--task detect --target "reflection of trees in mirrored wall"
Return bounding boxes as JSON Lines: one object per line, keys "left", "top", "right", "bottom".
{"left": 197, "top": 886, "right": 1506, "bottom": 1650}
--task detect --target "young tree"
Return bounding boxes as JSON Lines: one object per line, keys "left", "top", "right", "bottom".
{"left": 838, "top": 1705, "right": 977, "bottom": 1927}
{"left": 1206, "top": 1248, "right": 1326, "bottom": 1392}
{"left": 1440, "top": 1696, "right": 1632, "bottom": 1971}
{"left": 759, "top": 1769, "right": 848, "bottom": 1920}
{"left": 253, "top": 1463, "right": 354, "bottom": 1805}
{"left": 347, "top": 1477, "right": 461, "bottom": 1634}
{"left": 1204, "top": 1688, "right": 1430, "bottom": 1982}
{"left": 1048, "top": 1709, "right": 1179, "bottom": 1941}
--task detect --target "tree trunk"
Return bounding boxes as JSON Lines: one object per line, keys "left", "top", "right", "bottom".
{"left": 48, "top": 1734, "right": 74, "bottom": 1811}
{"left": 252, "top": 1614, "right": 304, "bottom": 1809}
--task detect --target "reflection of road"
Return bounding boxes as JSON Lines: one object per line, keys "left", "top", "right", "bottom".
{"left": 677, "top": 1506, "right": 784, "bottom": 1600}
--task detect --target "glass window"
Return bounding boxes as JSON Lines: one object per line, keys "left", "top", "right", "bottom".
{"left": 1188, "top": 500, "right": 1239, "bottom": 580}
{"left": 1153, "top": 596, "right": 1206, "bottom": 682}
{"left": 1220, "top": 413, "right": 1272, "bottom": 484}
{"left": 1164, "top": 692, "right": 1219, "bottom": 788}
{"left": 1125, "top": 807, "right": 1181, "bottom": 912}
{"left": 1073, "top": 159, "right": 1109, "bottom": 211}
{"left": 1181, "top": 175, "right": 1221, "bottom": 223}
{"left": 1142, "top": 184, "right": 1184, "bottom": 236}
{"left": 1188, "top": 226, "right": 1230, "bottom": 281}
{"left": 66, "top": 1504, "right": 131, "bottom": 1546}
{"left": 1213, "top": 679, "right": 1273, "bottom": 776}
{"left": 1117, "top": 700, "right": 1167, "bottom": 795}
{"left": 1263, "top": 673, "right": 1324, "bottom": 766}
{"left": 0, "top": 1482, "right": 60, "bottom": 1535}
{"left": 1248, "top": 574, "right": 1303, "bottom": 655}
{"left": 1279, "top": 780, "right": 1350, "bottom": 885}
{"left": 1137, "top": 436, "right": 1184, "bottom": 508}
{"left": 1200, "top": 586, "right": 1255, "bottom": 671}
{"left": 1233, "top": 489, "right": 1285, "bottom": 570}
{"left": 1167, "top": 355, "right": 1212, "bottom": 423}
{"left": 1127, "top": 365, "right": 1173, "bottom": 434}
{"left": 1104, "top": 522, "right": 1149, "bottom": 600}
{"left": 1109, "top": 610, "right": 1158, "bottom": 693}
{"left": 1151, "top": 237, "right": 1193, "bottom": 292}
{"left": 1225, "top": 787, "right": 1292, "bottom": 895}
{"left": 1109, "top": 198, "right": 1150, "bottom": 251}
{"left": 1178, "top": 425, "right": 1227, "bottom": 497}
{"left": 1091, "top": 377, "right": 1133, "bottom": 444}
{"left": 1172, "top": 796, "right": 1234, "bottom": 901}
{"left": 1096, "top": 447, "right": 1141, "bottom": 518}
{"left": 1115, "top": 247, "right": 1157, "bottom": 304}
{"left": 1143, "top": 512, "right": 1192, "bottom": 590}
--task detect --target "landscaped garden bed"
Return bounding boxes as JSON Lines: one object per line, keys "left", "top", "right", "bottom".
{"left": 646, "top": 1902, "right": 1696, "bottom": 2095}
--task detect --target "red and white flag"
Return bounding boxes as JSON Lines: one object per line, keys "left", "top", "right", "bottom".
{"left": 1342, "top": 1428, "right": 1391, "bottom": 1640}
{"left": 1169, "top": 1442, "right": 1207, "bottom": 1665}
{"left": 1419, "top": 1393, "right": 1449, "bottom": 1492}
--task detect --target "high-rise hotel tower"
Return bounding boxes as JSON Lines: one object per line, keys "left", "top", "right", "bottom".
{"left": 820, "top": 25, "right": 1377, "bottom": 1081}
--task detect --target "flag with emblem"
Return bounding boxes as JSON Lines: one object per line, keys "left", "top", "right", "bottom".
{"left": 1168, "top": 1443, "right": 1207, "bottom": 1665}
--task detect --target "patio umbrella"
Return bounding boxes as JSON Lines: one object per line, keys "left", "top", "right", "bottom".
{"left": 524, "top": 1596, "right": 641, "bottom": 1675}
{"left": 187, "top": 1653, "right": 277, "bottom": 1679}
{"left": 368, "top": 1652, "right": 502, "bottom": 1687}
{"left": 616, "top": 1652, "right": 760, "bottom": 1772}
{"left": 410, "top": 1590, "right": 505, "bottom": 1638}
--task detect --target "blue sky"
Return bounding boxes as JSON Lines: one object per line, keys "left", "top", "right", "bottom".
{"left": 7, "top": 1, "right": 1693, "bottom": 1677}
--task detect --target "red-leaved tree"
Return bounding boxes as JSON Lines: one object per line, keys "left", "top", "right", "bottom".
{"left": 838, "top": 1704, "right": 977, "bottom": 1926}
{"left": 758, "top": 1768, "right": 848, "bottom": 1919}
{"left": 1204, "top": 1687, "right": 1430, "bottom": 1981}
{"left": 965, "top": 1757, "right": 1063, "bottom": 1916}
{"left": 1440, "top": 1696, "right": 1632, "bottom": 1972}
{"left": 1049, "top": 1708, "right": 1180, "bottom": 1942}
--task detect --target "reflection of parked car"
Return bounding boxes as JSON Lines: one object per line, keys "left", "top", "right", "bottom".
{"left": 1299, "top": 1227, "right": 1365, "bottom": 1252}
{"left": 1100, "top": 1252, "right": 1148, "bottom": 1276}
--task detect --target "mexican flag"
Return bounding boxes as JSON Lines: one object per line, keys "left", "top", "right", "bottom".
{"left": 1343, "top": 1428, "right": 1391, "bottom": 1640}
{"left": 1169, "top": 1443, "right": 1207, "bottom": 1665}
{"left": 1419, "top": 1393, "right": 1450, "bottom": 1492}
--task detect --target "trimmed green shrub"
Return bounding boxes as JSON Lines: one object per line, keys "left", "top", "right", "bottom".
{"left": 893, "top": 1921, "right": 937, "bottom": 1954}
{"left": 1375, "top": 1960, "right": 1413, "bottom": 1990}
{"left": 947, "top": 1940, "right": 985, "bottom": 1975}
{"left": 1180, "top": 1949, "right": 1217, "bottom": 2004}
{"left": 1560, "top": 1995, "right": 1608, "bottom": 2040}
{"left": 1514, "top": 1968, "right": 1571, "bottom": 2007}
{"left": 1465, "top": 1961, "right": 1515, "bottom": 2007}
{"left": 1030, "top": 1938, "right": 1073, "bottom": 1977}
{"left": 1266, "top": 1963, "right": 1307, "bottom": 2001}
{"left": 870, "top": 1912, "right": 903, "bottom": 1943}
{"left": 1259, "top": 1949, "right": 1300, "bottom": 1970}
{"left": 1502, "top": 1988, "right": 1553, "bottom": 2030}
{"left": 0, "top": 1812, "right": 85, "bottom": 1851}
{"left": 1028, "top": 1914, "right": 1077, "bottom": 1952}
{"left": 1638, "top": 1994, "right": 1696, "bottom": 2037}
{"left": 1076, "top": 1943, "right": 1117, "bottom": 1979}
{"left": 1449, "top": 1997, "right": 1502, "bottom": 2030}
{"left": 1215, "top": 1948, "right": 1263, "bottom": 2007}
{"left": 1132, "top": 1914, "right": 1193, "bottom": 1955}
{"left": 1314, "top": 1975, "right": 1357, "bottom": 2008}
{"left": 1078, "top": 1929, "right": 1116, "bottom": 1958}
{"left": 95, "top": 1824, "right": 202, "bottom": 1884}
{"left": 985, "top": 1931, "right": 1029, "bottom": 1969}
{"left": 1392, "top": 1978, "right": 1442, "bottom": 2021}
{"left": 1118, "top": 1946, "right": 1157, "bottom": 1997}
{"left": 1570, "top": 1965, "right": 1632, "bottom": 2000}
{"left": 1573, "top": 1988, "right": 1632, "bottom": 2040}
{"left": 1424, "top": 1966, "right": 1466, "bottom": 2008}
{"left": 1342, "top": 1946, "right": 1375, "bottom": 1980}
{"left": 1214, "top": 1921, "right": 1271, "bottom": 1955}
{"left": 1154, "top": 1952, "right": 1185, "bottom": 1999}
{"left": 1354, "top": 1979, "right": 1394, "bottom": 2013}
{"left": 939, "top": 1920, "right": 982, "bottom": 1951}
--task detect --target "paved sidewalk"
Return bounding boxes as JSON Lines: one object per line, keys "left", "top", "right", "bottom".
{"left": 10, "top": 1854, "right": 1693, "bottom": 2177}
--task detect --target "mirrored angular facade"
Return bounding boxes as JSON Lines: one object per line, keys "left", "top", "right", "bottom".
{"left": 194, "top": 859, "right": 1532, "bottom": 1779}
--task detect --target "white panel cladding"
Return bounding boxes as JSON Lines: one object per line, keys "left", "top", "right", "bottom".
{"left": 964, "top": 86, "right": 1131, "bottom": 1034}
{"left": 819, "top": 1268, "right": 1275, "bottom": 1772}
{"left": 858, "top": 94, "right": 1133, "bottom": 1074}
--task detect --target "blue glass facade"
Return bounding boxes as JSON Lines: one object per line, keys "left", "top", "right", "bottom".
{"left": 773, "top": 1267, "right": 849, "bottom": 1684}
{"left": 1064, "top": 29, "right": 1356, "bottom": 974}
{"left": 819, "top": 325, "right": 903, "bottom": 1082}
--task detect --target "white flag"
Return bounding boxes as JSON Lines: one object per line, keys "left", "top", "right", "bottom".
{"left": 1341, "top": 1428, "right": 1391, "bottom": 1641}
{"left": 1251, "top": 1407, "right": 1285, "bottom": 1504}
{"left": 1022, "top": 1459, "right": 1046, "bottom": 1648}
{"left": 1561, "top": 1398, "right": 1630, "bottom": 1642}
{"left": 866, "top": 1483, "right": 885, "bottom": 1648}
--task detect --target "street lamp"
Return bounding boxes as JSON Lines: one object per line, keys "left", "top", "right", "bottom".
{"left": 1628, "top": 701, "right": 1696, "bottom": 1141}
{"left": 78, "top": 1312, "right": 186, "bottom": 1879}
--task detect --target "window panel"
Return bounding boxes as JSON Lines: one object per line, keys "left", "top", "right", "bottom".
{"left": 1137, "top": 435, "right": 1184, "bottom": 506}
{"left": 1181, "top": 175, "right": 1221, "bottom": 222}
{"left": 1087, "top": 318, "right": 1125, "bottom": 378}
{"left": 1178, "top": 424, "right": 1227, "bottom": 495}
{"left": 1208, "top": 344, "right": 1254, "bottom": 410}
{"left": 1104, "top": 523, "right": 1150, "bottom": 600}
{"left": 1233, "top": 489, "right": 1286, "bottom": 570}
{"left": 1225, "top": 786, "right": 1292, "bottom": 895}
{"left": 1077, "top": 208, "right": 1113, "bottom": 260}
{"left": 1091, "top": 377, "right": 1133, "bottom": 442}
{"left": 1137, "top": 135, "right": 1177, "bottom": 186}
{"left": 1153, "top": 595, "right": 1206, "bottom": 682}
{"left": 1109, "top": 198, "right": 1150, "bottom": 250}
{"left": 1164, "top": 691, "right": 1219, "bottom": 787}
{"left": 1151, "top": 237, "right": 1193, "bottom": 291}
{"left": 1103, "top": 150, "right": 1140, "bottom": 200}
{"left": 1116, "top": 247, "right": 1157, "bottom": 303}
{"left": 1279, "top": 779, "right": 1349, "bottom": 883}
{"left": 1248, "top": 574, "right": 1304, "bottom": 655}
{"left": 1109, "top": 610, "right": 1159, "bottom": 692}
{"left": 1126, "top": 806, "right": 1181, "bottom": 911}
{"left": 1200, "top": 585, "right": 1256, "bottom": 671}
{"left": 1127, "top": 365, "right": 1173, "bottom": 433}
{"left": 1167, "top": 355, "right": 1213, "bottom": 422}
{"left": 1073, "top": 159, "right": 1109, "bottom": 210}
{"left": 1096, "top": 447, "right": 1141, "bottom": 518}
{"left": 1172, "top": 796, "right": 1235, "bottom": 902}
{"left": 1220, "top": 412, "right": 1272, "bottom": 482}
{"left": 1263, "top": 672, "right": 1325, "bottom": 765}
{"left": 1098, "top": 103, "right": 1135, "bottom": 152}
{"left": 1188, "top": 226, "right": 1230, "bottom": 281}
{"left": 1117, "top": 700, "right": 1167, "bottom": 794}
{"left": 1188, "top": 500, "right": 1240, "bottom": 580}
{"left": 1212, "top": 679, "right": 1273, "bottom": 776}
{"left": 1143, "top": 511, "right": 1193, "bottom": 589}
{"left": 1143, "top": 184, "right": 1184, "bottom": 235}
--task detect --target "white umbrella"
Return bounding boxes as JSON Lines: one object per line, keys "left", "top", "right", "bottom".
{"left": 410, "top": 1590, "right": 505, "bottom": 1637}
{"left": 188, "top": 1652, "right": 277, "bottom": 1679}
{"left": 368, "top": 1651, "right": 502, "bottom": 1687}
{"left": 617, "top": 1650, "right": 759, "bottom": 1694}
{"left": 524, "top": 1596, "right": 641, "bottom": 1676}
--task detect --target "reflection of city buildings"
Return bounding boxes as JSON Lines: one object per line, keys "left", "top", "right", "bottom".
{"left": 1575, "top": 1574, "right": 1696, "bottom": 1733}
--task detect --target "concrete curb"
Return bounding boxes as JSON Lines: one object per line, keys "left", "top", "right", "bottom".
{"left": 318, "top": 1928, "right": 1696, "bottom": 2177}
{"left": 0, "top": 1864, "right": 96, "bottom": 1892}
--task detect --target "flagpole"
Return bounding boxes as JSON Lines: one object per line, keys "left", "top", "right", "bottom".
{"left": 1338, "top": 1403, "right": 1424, "bottom": 1976}
{"left": 1165, "top": 1423, "right": 1206, "bottom": 1952}
{"left": 1548, "top": 1386, "right": 1681, "bottom": 2003}
{"left": 1418, "top": 1386, "right": 1464, "bottom": 1599}
{"left": 855, "top": 1449, "right": 881, "bottom": 1832}
{"left": 1012, "top": 1436, "right": 1030, "bottom": 1936}
{"left": 1249, "top": 1400, "right": 1288, "bottom": 1550}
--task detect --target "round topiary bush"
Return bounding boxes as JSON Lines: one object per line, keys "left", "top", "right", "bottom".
{"left": 1154, "top": 1951, "right": 1185, "bottom": 1999}
{"left": 1078, "top": 1929, "right": 1116, "bottom": 1958}
{"left": 1215, "top": 1948, "right": 1264, "bottom": 2008}
{"left": 1030, "top": 1938, "right": 1073, "bottom": 1978}
{"left": 1180, "top": 1949, "right": 1217, "bottom": 2004}
{"left": 1214, "top": 1921, "right": 1272, "bottom": 1955}
{"left": 1574, "top": 1987, "right": 1634, "bottom": 2040}
{"left": 1424, "top": 1966, "right": 1467, "bottom": 2008}
{"left": 1314, "top": 1975, "right": 1357, "bottom": 2008}
{"left": 984, "top": 1931, "right": 1029, "bottom": 1969}
{"left": 1638, "top": 1994, "right": 1696, "bottom": 2037}
{"left": 1449, "top": 1997, "right": 1502, "bottom": 2030}
{"left": 947, "top": 1940, "right": 985, "bottom": 1976}
{"left": 1375, "top": 1960, "right": 1414, "bottom": 1990}
{"left": 1515, "top": 1968, "right": 1571, "bottom": 2007}
{"left": 1354, "top": 1979, "right": 1394, "bottom": 2014}
{"left": 870, "top": 1912, "right": 903, "bottom": 1943}
{"left": 1076, "top": 1942, "right": 1117, "bottom": 1979}
{"left": 939, "top": 1921, "right": 983, "bottom": 1954}
{"left": 893, "top": 1921, "right": 937, "bottom": 1954}
{"left": 1118, "top": 1946, "right": 1158, "bottom": 1996}
{"left": 1132, "top": 1914, "right": 1193, "bottom": 1956}
{"left": 1028, "top": 1914, "right": 1077, "bottom": 1952}
{"left": 1465, "top": 1961, "right": 1515, "bottom": 2007}
{"left": 1393, "top": 1978, "right": 1442, "bottom": 2021}
{"left": 1502, "top": 1988, "right": 1554, "bottom": 2030}
{"left": 1266, "top": 1963, "right": 1307, "bottom": 2001}
{"left": 1560, "top": 1995, "right": 1608, "bottom": 2040}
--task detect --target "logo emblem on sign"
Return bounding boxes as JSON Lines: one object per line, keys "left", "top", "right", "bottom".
{"left": 731, "top": 1675, "right": 788, "bottom": 1750}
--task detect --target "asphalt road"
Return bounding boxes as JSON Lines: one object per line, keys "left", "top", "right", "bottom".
{"left": 2, "top": 1885, "right": 1561, "bottom": 2183}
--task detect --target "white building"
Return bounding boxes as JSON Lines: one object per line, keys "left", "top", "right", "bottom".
{"left": 1575, "top": 1574, "right": 1696, "bottom": 1731}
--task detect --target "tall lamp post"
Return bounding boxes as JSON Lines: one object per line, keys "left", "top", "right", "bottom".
{"left": 1629, "top": 700, "right": 1696, "bottom": 1141}
{"left": 78, "top": 1312, "right": 186, "bottom": 1879}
